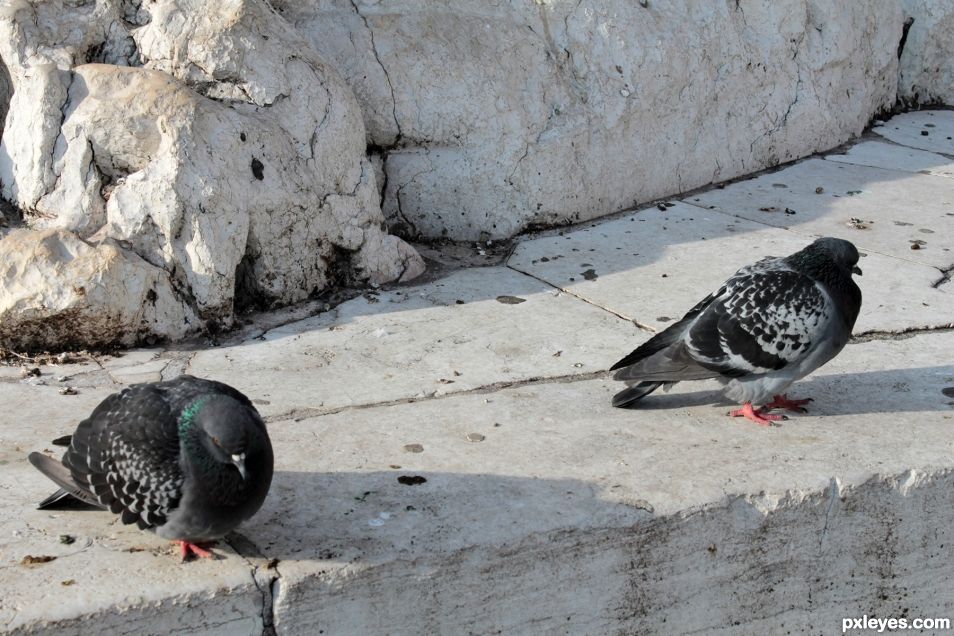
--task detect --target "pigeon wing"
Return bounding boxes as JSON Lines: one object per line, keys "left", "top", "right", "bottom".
{"left": 687, "top": 267, "right": 833, "bottom": 378}
{"left": 64, "top": 384, "right": 184, "bottom": 530}
{"left": 610, "top": 256, "right": 786, "bottom": 381}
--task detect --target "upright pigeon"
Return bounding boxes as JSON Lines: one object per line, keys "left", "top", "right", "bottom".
{"left": 29, "top": 375, "right": 273, "bottom": 559}
{"left": 610, "top": 237, "right": 862, "bottom": 425}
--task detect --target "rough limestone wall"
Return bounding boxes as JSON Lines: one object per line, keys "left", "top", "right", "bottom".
{"left": 277, "top": 0, "right": 902, "bottom": 241}
{"left": 898, "top": 0, "right": 954, "bottom": 105}
{"left": 0, "top": 0, "right": 423, "bottom": 351}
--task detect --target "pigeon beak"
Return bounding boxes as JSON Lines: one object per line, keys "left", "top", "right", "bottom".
{"left": 231, "top": 453, "right": 247, "bottom": 481}
{"left": 852, "top": 265, "right": 863, "bottom": 276}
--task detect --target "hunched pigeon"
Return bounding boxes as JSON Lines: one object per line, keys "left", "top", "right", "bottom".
{"left": 610, "top": 237, "right": 862, "bottom": 425}
{"left": 29, "top": 375, "right": 274, "bottom": 559}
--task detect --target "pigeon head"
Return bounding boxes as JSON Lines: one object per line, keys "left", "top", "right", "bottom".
{"left": 788, "top": 237, "right": 863, "bottom": 280}
{"left": 805, "top": 237, "right": 862, "bottom": 275}
{"left": 184, "top": 395, "right": 261, "bottom": 481}
{"left": 819, "top": 237, "right": 862, "bottom": 275}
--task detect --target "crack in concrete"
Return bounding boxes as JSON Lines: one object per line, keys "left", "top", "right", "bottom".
{"left": 508, "top": 144, "right": 531, "bottom": 186}
{"left": 505, "top": 263, "right": 657, "bottom": 333}
{"left": 164, "top": 351, "right": 197, "bottom": 380}
{"left": 850, "top": 325, "right": 953, "bottom": 343}
{"left": 391, "top": 164, "right": 436, "bottom": 237}
{"left": 251, "top": 562, "right": 280, "bottom": 636}
{"left": 350, "top": 0, "right": 402, "bottom": 142}
{"left": 225, "top": 532, "right": 281, "bottom": 636}
{"left": 818, "top": 477, "right": 840, "bottom": 548}
{"left": 931, "top": 263, "right": 953, "bottom": 289}
{"left": 262, "top": 368, "right": 612, "bottom": 423}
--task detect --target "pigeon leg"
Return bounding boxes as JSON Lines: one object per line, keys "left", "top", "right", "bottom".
{"left": 178, "top": 540, "right": 215, "bottom": 561}
{"left": 728, "top": 402, "right": 786, "bottom": 426}
{"left": 763, "top": 394, "right": 813, "bottom": 413}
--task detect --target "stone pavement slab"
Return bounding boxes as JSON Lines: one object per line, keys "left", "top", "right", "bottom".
{"left": 691, "top": 158, "right": 954, "bottom": 269}
{"left": 873, "top": 110, "right": 954, "bottom": 155}
{"left": 825, "top": 139, "right": 954, "bottom": 179}
{"left": 3, "top": 110, "right": 954, "bottom": 635}
{"left": 243, "top": 330, "right": 954, "bottom": 634}
{"left": 508, "top": 203, "right": 954, "bottom": 334}
{"left": 188, "top": 266, "right": 646, "bottom": 420}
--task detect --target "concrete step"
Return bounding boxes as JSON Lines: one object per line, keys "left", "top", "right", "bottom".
{"left": 2, "top": 110, "right": 953, "bottom": 634}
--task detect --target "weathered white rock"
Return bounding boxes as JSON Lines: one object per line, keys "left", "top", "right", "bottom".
{"left": 0, "top": 228, "right": 197, "bottom": 351}
{"left": 899, "top": 0, "right": 954, "bottom": 105}
{"left": 0, "top": 0, "right": 422, "bottom": 347}
{"left": 282, "top": 0, "right": 901, "bottom": 240}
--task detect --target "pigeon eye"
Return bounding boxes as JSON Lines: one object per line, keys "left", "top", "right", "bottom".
{"left": 212, "top": 436, "right": 221, "bottom": 446}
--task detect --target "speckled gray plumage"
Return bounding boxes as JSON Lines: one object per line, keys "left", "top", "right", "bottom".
{"left": 29, "top": 375, "right": 273, "bottom": 542}
{"left": 611, "top": 237, "right": 862, "bottom": 408}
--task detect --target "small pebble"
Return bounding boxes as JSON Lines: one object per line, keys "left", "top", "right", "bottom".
{"left": 59, "top": 534, "right": 75, "bottom": 545}
{"left": 815, "top": 186, "right": 824, "bottom": 194}
{"left": 403, "top": 443, "right": 424, "bottom": 453}
{"left": 59, "top": 387, "right": 78, "bottom": 396}
{"left": 920, "top": 130, "right": 929, "bottom": 136}
{"left": 466, "top": 433, "right": 486, "bottom": 443}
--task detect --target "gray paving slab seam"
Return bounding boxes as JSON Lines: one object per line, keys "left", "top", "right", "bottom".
{"left": 1, "top": 111, "right": 953, "bottom": 634}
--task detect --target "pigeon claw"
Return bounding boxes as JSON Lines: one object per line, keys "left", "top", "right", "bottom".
{"left": 763, "top": 393, "right": 813, "bottom": 413}
{"left": 728, "top": 402, "right": 786, "bottom": 427}
{"left": 178, "top": 540, "right": 216, "bottom": 561}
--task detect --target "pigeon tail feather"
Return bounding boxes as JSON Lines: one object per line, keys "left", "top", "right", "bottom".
{"left": 612, "top": 340, "right": 718, "bottom": 383}
{"left": 612, "top": 382, "right": 664, "bottom": 408}
{"left": 29, "top": 452, "right": 103, "bottom": 509}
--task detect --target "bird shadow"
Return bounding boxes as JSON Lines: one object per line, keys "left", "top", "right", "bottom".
{"left": 620, "top": 365, "right": 954, "bottom": 417}
{"left": 230, "top": 469, "right": 651, "bottom": 565}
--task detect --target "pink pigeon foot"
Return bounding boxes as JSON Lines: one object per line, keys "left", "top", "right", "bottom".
{"left": 762, "top": 393, "right": 813, "bottom": 413}
{"left": 728, "top": 402, "right": 786, "bottom": 426}
{"left": 178, "top": 540, "right": 215, "bottom": 561}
